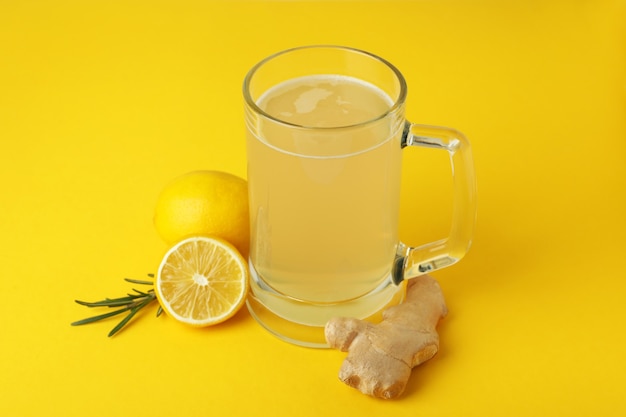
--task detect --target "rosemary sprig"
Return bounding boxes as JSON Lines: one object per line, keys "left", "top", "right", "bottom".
{"left": 71, "top": 274, "right": 163, "bottom": 337}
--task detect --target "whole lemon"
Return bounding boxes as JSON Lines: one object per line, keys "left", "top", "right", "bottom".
{"left": 154, "top": 171, "right": 249, "bottom": 257}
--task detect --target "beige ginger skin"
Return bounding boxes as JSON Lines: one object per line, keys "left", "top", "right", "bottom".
{"left": 325, "top": 274, "right": 448, "bottom": 399}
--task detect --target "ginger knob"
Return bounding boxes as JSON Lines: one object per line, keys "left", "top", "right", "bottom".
{"left": 325, "top": 274, "right": 448, "bottom": 399}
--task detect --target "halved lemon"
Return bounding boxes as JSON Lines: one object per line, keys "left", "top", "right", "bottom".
{"left": 155, "top": 236, "right": 249, "bottom": 327}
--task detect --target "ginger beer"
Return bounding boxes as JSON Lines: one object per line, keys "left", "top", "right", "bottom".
{"left": 246, "top": 75, "right": 403, "bottom": 308}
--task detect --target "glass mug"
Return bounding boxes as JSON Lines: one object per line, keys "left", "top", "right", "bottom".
{"left": 243, "top": 45, "right": 476, "bottom": 347}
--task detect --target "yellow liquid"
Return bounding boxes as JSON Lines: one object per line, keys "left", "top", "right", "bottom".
{"left": 247, "top": 75, "right": 403, "bottom": 309}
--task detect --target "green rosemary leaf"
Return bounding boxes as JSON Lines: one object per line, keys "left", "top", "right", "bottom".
{"left": 75, "top": 299, "right": 127, "bottom": 308}
{"left": 130, "top": 288, "right": 149, "bottom": 296}
{"left": 125, "top": 278, "right": 154, "bottom": 285}
{"left": 107, "top": 297, "right": 154, "bottom": 337}
{"left": 75, "top": 294, "right": 140, "bottom": 308}
{"left": 109, "top": 293, "right": 144, "bottom": 301}
{"left": 71, "top": 306, "right": 131, "bottom": 326}
{"left": 156, "top": 305, "right": 163, "bottom": 317}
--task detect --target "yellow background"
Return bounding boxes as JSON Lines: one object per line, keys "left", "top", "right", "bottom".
{"left": 1, "top": 0, "right": 625, "bottom": 415}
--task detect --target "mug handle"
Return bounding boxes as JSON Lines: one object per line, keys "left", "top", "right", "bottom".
{"left": 391, "top": 122, "right": 477, "bottom": 284}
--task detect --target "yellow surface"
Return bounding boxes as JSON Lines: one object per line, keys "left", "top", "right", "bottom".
{"left": 1, "top": 0, "right": 624, "bottom": 415}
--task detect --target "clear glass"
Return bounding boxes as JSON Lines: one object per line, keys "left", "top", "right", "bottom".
{"left": 243, "top": 46, "right": 476, "bottom": 347}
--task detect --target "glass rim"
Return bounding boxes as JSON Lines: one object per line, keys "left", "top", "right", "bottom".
{"left": 242, "top": 45, "right": 408, "bottom": 130}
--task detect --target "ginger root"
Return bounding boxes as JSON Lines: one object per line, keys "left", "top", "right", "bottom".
{"left": 324, "top": 274, "right": 447, "bottom": 399}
